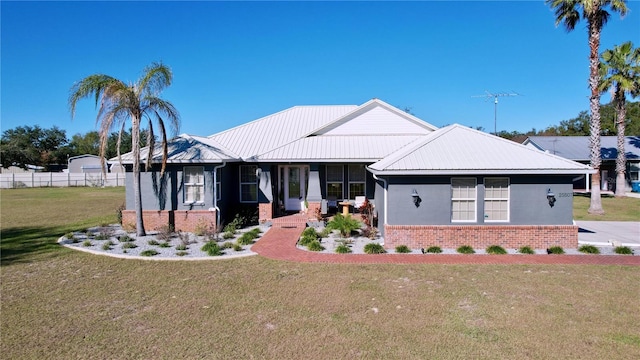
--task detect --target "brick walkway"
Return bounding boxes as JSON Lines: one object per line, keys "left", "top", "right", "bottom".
{"left": 252, "top": 222, "right": 640, "bottom": 266}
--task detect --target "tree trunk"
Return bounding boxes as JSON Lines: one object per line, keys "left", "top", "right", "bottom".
{"left": 587, "top": 19, "right": 604, "bottom": 215}
{"left": 132, "top": 116, "right": 146, "bottom": 236}
{"left": 614, "top": 89, "right": 627, "bottom": 197}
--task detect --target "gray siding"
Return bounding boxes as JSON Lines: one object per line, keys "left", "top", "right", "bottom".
{"left": 384, "top": 175, "right": 575, "bottom": 226}
{"left": 126, "top": 164, "right": 222, "bottom": 212}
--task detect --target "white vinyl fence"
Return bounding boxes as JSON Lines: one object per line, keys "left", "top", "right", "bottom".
{"left": 0, "top": 172, "right": 125, "bottom": 188}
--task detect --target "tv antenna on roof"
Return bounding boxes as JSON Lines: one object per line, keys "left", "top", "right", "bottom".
{"left": 471, "top": 91, "right": 520, "bottom": 135}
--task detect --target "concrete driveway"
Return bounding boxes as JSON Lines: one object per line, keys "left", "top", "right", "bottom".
{"left": 576, "top": 221, "right": 640, "bottom": 247}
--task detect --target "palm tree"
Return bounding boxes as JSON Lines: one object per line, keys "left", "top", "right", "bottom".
{"left": 600, "top": 41, "right": 640, "bottom": 197}
{"left": 69, "top": 62, "right": 180, "bottom": 236}
{"left": 546, "top": 0, "right": 628, "bottom": 214}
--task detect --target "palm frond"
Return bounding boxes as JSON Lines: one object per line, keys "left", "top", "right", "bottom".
{"left": 138, "top": 62, "right": 173, "bottom": 97}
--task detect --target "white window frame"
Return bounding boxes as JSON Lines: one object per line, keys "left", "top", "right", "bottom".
{"left": 326, "top": 164, "right": 344, "bottom": 199}
{"left": 215, "top": 168, "right": 222, "bottom": 201}
{"left": 483, "top": 177, "right": 510, "bottom": 223}
{"left": 183, "top": 166, "right": 205, "bottom": 204}
{"left": 347, "top": 164, "right": 366, "bottom": 200}
{"left": 239, "top": 165, "right": 258, "bottom": 203}
{"left": 451, "top": 177, "right": 477, "bottom": 222}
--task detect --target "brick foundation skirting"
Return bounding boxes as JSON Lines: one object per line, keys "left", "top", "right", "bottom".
{"left": 173, "top": 210, "right": 217, "bottom": 233}
{"left": 121, "top": 209, "right": 217, "bottom": 233}
{"left": 384, "top": 224, "right": 578, "bottom": 250}
{"left": 259, "top": 203, "right": 273, "bottom": 224}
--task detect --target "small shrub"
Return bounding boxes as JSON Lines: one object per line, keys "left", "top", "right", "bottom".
{"left": 614, "top": 246, "right": 634, "bottom": 255}
{"left": 82, "top": 240, "right": 92, "bottom": 247}
{"left": 517, "top": 246, "right": 535, "bottom": 254}
{"left": 147, "top": 239, "right": 160, "bottom": 246}
{"left": 176, "top": 251, "right": 188, "bottom": 256}
{"left": 101, "top": 241, "right": 114, "bottom": 251}
{"left": 547, "top": 246, "right": 565, "bottom": 255}
{"left": 140, "top": 249, "right": 159, "bottom": 257}
{"left": 118, "top": 234, "right": 133, "bottom": 242}
{"left": 302, "top": 227, "right": 319, "bottom": 238}
{"left": 159, "top": 242, "right": 171, "bottom": 248}
{"left": 327, "top": 213, "right": 362, "bottom": 238}
{"left": 175, "top": 243, "right": 188, "bottom": 251}
{"left": 65, "top": 232, "right": 75, "bottom": 240}
{"left": 299, "top": 234, "right": 318, "bottom": 247}
{"left": 335, "top": 244, "right": 352, "bottom": 254}
{"left": 233, "top": 243, "right": 243, "bottom": 252}
{"left": 202, "top": 241, "right": 223, "bottom": 256}
{"left": 486, "top": 245, "right": 507, "bottom": 255}
{"left": 361, "top": 226, "right": 378, "bottom": 240}
{"left": 122, "top": 242, "right": 137, "bottom": 249}
{"left": 364, "top": 243, "right": 386, "bottom": 254}
{"left": 457, "top": 245, "right": 475, "bottom": 254}
{"left": 425, "top": 246, "right": 442, "bottom": 254}
{"left": 178, "top": 231, "right": 193, "bottom": 246}
{"left": 318, "top": 228, "right": 332, "bottom": 238}
{"left": 156, "top": 225, "right": 174, "bottom": 242}
{"left": 307, "top": 240, "right": 325, "bottom": 252}
{"left": 237, "top": 232, "right": 256, "bottom": 245}
{"left": 395, "top": 245, "right": 411, "bottom": 253}
{"left": 223, "top": 232, "right": 235, "bottom": 240}
{"left": 220, "top": 242, "right": 234, "bottom": 249}
{"left": 95, "top": 232, "right": 110, "bottom": 240}
{"left": 193, "top": 220, "right": 209, "bottom": 237}
{"left": 578, "top": 244, "right": 600, "bottom": 254}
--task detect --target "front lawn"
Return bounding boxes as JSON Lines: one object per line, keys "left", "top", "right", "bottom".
{"left": 1, "top": 187, "right": 639, "bottom": 359}
{"left": 573, "top": 194, "right": 640, "bottom": 221}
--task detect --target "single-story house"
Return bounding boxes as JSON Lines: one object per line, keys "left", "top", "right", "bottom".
{"left": 116, "top": 99, "right": 593, "bottom": 249}
{"left": 67, "top": 154, "right": 107, "bottom": 174}
{"left": 522, "top": 136, "right": 640, "bottom": 192}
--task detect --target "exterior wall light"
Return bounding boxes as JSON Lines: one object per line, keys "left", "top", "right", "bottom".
{"left": 546, "top": 188, "right": 556, "bottom": 208}
{"left": 411, "top": 189, "right": 421, "bottom": 207}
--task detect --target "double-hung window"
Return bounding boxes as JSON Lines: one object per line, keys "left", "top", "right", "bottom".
{"left": 348, "top": 164, "right": 366, "bottom": 199}
{"left": 484, "top": 178, "right": 509, "bottom": 222}
{"left": 184, "top": 166, "right": 204, "bottom": 204}
{"left": 451, "top": 178, "right": 476, "bottom": 222}
{"left": 326, "top": 165, "right": 343, "bottom": 199}
{"left": 240, "top": 165, "right": 258, "bottom": 203}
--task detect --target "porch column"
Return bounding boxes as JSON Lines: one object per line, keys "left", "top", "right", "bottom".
{"left": 307, "top": 164, "right": 322, "bottom": 217}
{"left": 258, "top": 164, "right": 274, "bottom": 223}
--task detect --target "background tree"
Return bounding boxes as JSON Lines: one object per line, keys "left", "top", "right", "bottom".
{"left": 68, "top": 131, "right": 101, "bottom": 156}
{"left": 0, "top": 125, "right": 69, "bottom": 171}
{"left": 69, "top": 62, "right": 180, "bottom": 236}
{"left": 546, "top": 0, "right": 628, "bottom": 215}
{"left": 599, "top": 41, "right": 640, "bottom": 196}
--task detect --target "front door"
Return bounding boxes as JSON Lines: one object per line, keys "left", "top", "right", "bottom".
{"left": 283, "top": 165, "right": 307, "bottom": 211}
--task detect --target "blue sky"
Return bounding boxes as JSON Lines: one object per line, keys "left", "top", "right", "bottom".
{"left": 2, "top": 1, "right": 639, "bottom": 139}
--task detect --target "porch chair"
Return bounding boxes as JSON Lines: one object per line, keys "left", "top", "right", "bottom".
{"left": 327, "top": 196, "right": 338, "bottom": 209}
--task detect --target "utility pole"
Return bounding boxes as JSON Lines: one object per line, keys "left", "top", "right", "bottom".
{"left": 472, "top": 91, "right": 520, "bottom": 135}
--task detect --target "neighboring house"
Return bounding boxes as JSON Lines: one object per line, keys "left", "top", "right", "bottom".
{"left": 523, "top": 136, "right": 640, "bottom": 192}
{"left": 0, "top": 165, "right": 45, "bottom": 173}
{"left": 67, "top": 154, "right": 107, "bottom": 174}
{"left": 116, "top": 99, "right": 592, "bottom": 249}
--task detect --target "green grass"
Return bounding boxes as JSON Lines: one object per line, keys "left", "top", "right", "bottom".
{"left": 573, "top": 194, "right": 640, "bottom": 221}
{"left": 2, "top": 187, "right": 640, "bottom": 359}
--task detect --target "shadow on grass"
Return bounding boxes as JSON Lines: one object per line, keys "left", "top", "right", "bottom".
{"left": 0, "top": 225, "right": 72, "bottom": 266}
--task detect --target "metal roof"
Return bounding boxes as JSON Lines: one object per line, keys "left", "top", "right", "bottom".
{"left": 208, "top": 105, "right": 357, "bottom": 158}
{"left": 113, "top": 134, "right": 240, "bottom": 164}
{"left": 253, "top": 135, "right": 423, "bottom": 162}
{"left": 524, "top": 136, "right": 640, "bottom": 161}
{"left": 369, "top": 124, "right": 594, "bottom": 175}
